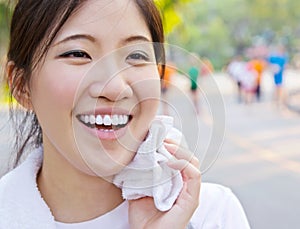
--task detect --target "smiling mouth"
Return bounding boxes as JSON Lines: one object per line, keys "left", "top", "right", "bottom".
{"left": 77, "top": 114, "right": 132, "bottom": 131}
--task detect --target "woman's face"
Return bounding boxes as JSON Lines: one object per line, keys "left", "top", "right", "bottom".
{"left": 29, "top": 0, "right": 161, "bottom": 177}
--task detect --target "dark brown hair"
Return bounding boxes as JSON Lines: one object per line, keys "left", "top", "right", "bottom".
{"left": 6, "top": 0, "right": 165, "bottom": 167}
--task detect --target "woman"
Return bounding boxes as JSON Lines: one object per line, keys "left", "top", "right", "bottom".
{"left": 0, "top": 0, "right": 250, "bottom": 228}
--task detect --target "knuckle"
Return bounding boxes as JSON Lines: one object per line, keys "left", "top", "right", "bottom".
{"left": 194, "top": 169, "right": 201, "bottom": 180}
{"left": 191, "top": 156, "right": 200, "bottom": 167}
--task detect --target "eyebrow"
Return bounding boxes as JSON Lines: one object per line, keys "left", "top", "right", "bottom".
{"left": 53, "top": 34, "right": 152, "bottom": 47}
{"left": 53, "top": 34, "right": 96, "bottom": 46}
{"left": 121, "top": 35, "right": 152, "bottom": 45}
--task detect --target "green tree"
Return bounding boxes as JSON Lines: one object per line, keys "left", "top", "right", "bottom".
{"left": 0, "top": 2, "right": 10, "bottom": 56}
{"left": 166, "top": 0, "right": 300, "bottom": 69}
{"left": 155, "top": 0, "right": 196, "bottom": 34}
{"left": 0, "top": 1, "right": 11, "bottom": 105}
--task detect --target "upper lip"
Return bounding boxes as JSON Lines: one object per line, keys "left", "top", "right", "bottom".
{"left": 77, "top": 107, "right": 132, "bottom": 116}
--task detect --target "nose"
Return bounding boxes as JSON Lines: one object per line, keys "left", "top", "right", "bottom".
{"left": 88, "top": 59, "right": 133, "bottom": 101}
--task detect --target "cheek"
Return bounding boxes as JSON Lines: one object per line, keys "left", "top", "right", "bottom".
{"left": 31, "top": 65, "right": 82, "bottom": 111}
{"left": 130, "top": 67, "right": 161, "bottom": 102}
{"left": 131, "top": 68, "right": 161, "bottom": 124}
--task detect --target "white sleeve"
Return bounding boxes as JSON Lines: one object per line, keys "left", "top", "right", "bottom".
{"left": 190, "top": 183, "right": 251, "bottom": 229}
{"left": 221, "top": 189, "right": 251, "bottom": 229}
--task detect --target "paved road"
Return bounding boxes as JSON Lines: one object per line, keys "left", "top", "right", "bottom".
{"left": 165, "top": 70, "right": 300, "bottom": 229}
{"left": 1, "top": 70, "right": 300, "bottom": 228}
{"left": 202, "top": 100, "right": 300, "bottom": 229}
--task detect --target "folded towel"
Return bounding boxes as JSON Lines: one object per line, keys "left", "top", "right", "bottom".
{"left": 113, "top": 115, "right": 184, "bottom": 211}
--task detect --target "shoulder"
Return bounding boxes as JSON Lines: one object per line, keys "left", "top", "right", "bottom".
{"left": 197, "top": 182, "right": 238, "bottom": 214}
{"left": 0, "top": 148, "right": 41, "bottom": 211}
{"left": 0, "top": 148, "right": 55, "bottom": 228}
{"left": 0, "top": 148, "right": 42, "bottom": 191}
{"left": 200, "top": 182, "right": 232, "bottom": 198}
{"left": 190, "top": 182, "right": 250, "bottom": 229}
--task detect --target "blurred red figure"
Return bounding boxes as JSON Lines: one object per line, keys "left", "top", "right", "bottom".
{"left": 201, "top": 58, "right": 214, "bottom": 77}
{"left": 160, "top": 62, "right": 176, "bottom": 115}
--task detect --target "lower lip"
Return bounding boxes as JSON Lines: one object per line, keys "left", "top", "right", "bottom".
{"left": 79, "top": 121, "right": 129, "bottom": 140}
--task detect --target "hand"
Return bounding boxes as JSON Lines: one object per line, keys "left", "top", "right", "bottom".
{"left": 128, "top": 139, "right": 201, "bottom": 229}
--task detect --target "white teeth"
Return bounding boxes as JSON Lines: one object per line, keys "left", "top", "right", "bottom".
{"left": 103, "top": 115, "right": 112, "bottom": 126}
{"left": 80, "top": 115, "right": 85, "bottom": 122}
{"left": 96, "top": 115, "right": 103, "bottom": 125}
{"left": 123, "top": 115, "right": 129, "bottom": 124}
{"left": 119, "top": 115, "right": 124, "bottom": 124}
{"left": 112, "top": 115, "right": 119, "bottom": 125}
{"left": 84, "top": 115, "right": 89, "bottom": 124}
{"left": 89, "top": 115, "right": 96, "bottom": 125}
{"left": 79, "top": 114, "right": 130, "bottom": 126}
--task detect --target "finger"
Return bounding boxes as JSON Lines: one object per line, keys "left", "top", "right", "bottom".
{"left": 164, "top": 143, "right": 199, "bottom": 168}
{"left": 168, "top": 159, "right": 201, "bottom": 180}
{"left": 168, "top": 159, "right": 201, "bottom": 198}
{"left": 164, "top": 138, "right": 177, "bottom": 145}
{"left": 164, "top": 138, "right": 187, "bottom": 148}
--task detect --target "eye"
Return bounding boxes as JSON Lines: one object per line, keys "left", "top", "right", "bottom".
{"left": 126, "top": 51, "right": 150, "bottom": 64}
{"left": 59, "top": 50, "right": 91, "bottom": 59}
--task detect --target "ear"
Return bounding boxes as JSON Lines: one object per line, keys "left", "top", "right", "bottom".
{"left": 6, "top": 61, "right": 33, "bottom": 110}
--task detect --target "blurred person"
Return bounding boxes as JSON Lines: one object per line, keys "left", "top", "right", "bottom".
{"left": 188, "top": 55, "right": 201, "bottom": 115}
{"left": 227, "top": 56, "right": 245, "bottom": 103}
{"left": 201, "top": 57, "right": 214, "bottom": 77}
{"left": 248, "top": 57, "right": 267, "bottom": 102}
{"left": 240, "top": 62, "right": 258, "bottom": 104}
{"left": 160, "top": 62, "right": 176, "bottom": 115}
{"left": 268, "top": 45, "right": 288, "bottom": 106}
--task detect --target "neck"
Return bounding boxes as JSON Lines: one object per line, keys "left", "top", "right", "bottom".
{"left": 37, "top": 143, "right": 123, "bottom": 223}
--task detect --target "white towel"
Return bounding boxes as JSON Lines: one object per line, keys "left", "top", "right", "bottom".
{"left": 113, "top": 115, "right": 184, "bottom": 211}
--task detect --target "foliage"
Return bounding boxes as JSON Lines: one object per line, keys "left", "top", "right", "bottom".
{"left": 0, "top": 2, "right": 10, "bottom": 56}
{"left": 1, "top": 0, "right": 300, "bottom": 71}
{"left": 155, "top": 0, "right": 196, "bottom": 35}
{"left": 166, "top": 0, "right": 300, "bottom": 69}
{"left": 0, "top": 2, "right": 11, "bottom": 106}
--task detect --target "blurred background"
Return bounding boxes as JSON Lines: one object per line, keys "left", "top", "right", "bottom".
{"left": 1, "top": 0, "right": 300, "bottom": 228}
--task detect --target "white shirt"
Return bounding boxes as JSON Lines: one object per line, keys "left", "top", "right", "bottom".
{"left": 0, "top": 148, "right": 250, "bottom": 228}
{"left": 55, "top": 201, "right": 129, "bottom": 229}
